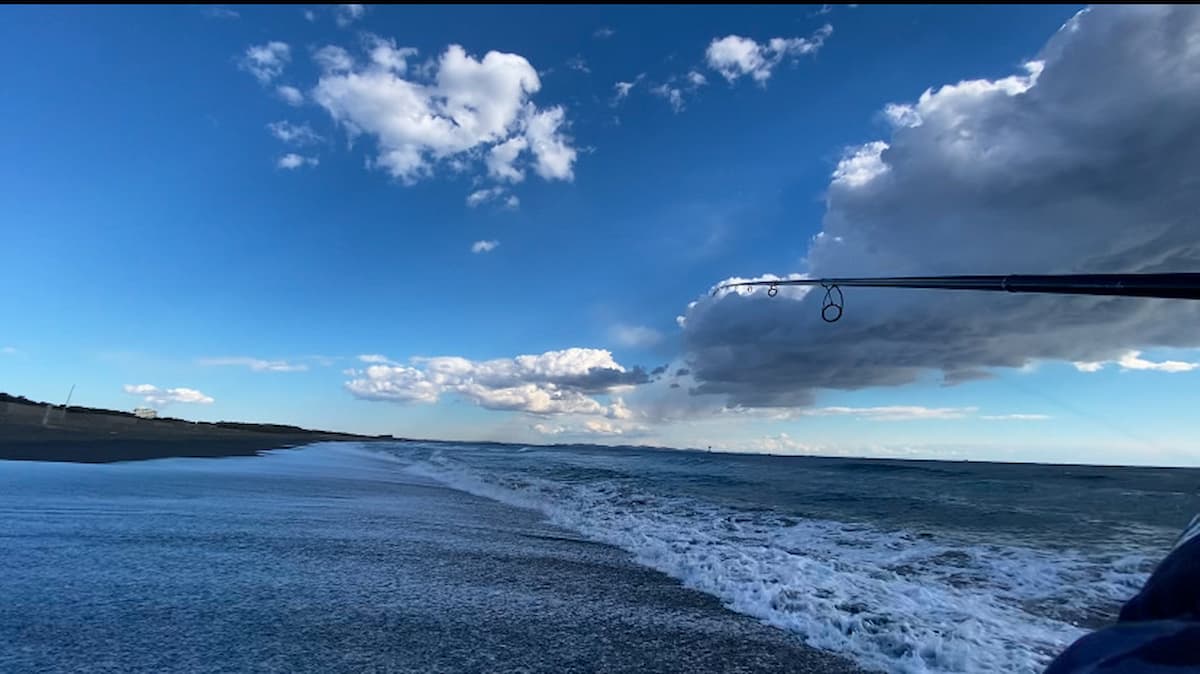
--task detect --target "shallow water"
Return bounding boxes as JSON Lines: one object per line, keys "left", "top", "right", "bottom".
{"left": 3, "top": 441, "right": 1197, "bottom": 673}
{"left": 0, "top": 444, "right": 858, "bottom": 673}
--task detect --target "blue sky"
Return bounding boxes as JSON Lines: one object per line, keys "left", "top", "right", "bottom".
{"left": 3, "top": 4, "right": 1200, "bottom": 466}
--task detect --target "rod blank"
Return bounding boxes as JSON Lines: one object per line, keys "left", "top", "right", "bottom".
{"left": 714, "top": 273, "right": 1200, "bottom": 322}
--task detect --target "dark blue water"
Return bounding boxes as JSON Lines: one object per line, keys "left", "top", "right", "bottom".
{"left": 391, "top": 441, "right": 1200, "bottom": 672}
{"left": 3, "top": 442, "right": 1198, "bottom": 673}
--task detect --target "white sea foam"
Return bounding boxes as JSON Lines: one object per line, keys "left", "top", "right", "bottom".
{"left": 403, "top": 457, "right": 1150, "bottom": 674}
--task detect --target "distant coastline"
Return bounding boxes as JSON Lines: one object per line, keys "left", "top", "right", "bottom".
{"left": 0, "top": 392, "right": 393, "bottom": 463}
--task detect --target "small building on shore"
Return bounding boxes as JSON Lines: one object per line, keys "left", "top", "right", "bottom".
{"left": 133, "top": 407, "right": 158, "bottom": 419}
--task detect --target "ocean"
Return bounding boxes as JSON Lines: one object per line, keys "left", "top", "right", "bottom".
{"left": 2, "top": 441, "right": 1197, "bottom": 673}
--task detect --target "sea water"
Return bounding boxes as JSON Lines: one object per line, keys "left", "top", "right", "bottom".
{"left": 3, "top": 442, "right": 1197, "bottom": 673}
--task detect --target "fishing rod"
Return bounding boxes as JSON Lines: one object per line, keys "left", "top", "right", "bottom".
{"left": 714, "top": 273, "right": 1200, "bottom": 323}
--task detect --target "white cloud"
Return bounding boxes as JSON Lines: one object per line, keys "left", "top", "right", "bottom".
{"left": 584, "top": 419, "right": 630, "bottom": 435}
{"left": 524, "top": 105, "right": 576, "bottom": 180}
{"left": 831, "top": 140, "right": 890, "bottom": 187}
{"left": 1118, "top": 351, "right": 1198, "bottom": 373}
{"left": 344, "top": 348, "right": 651, "bottom": 418}
{"left": 705, "top": 24, "right": 832, "bottom": 84}
{"left": 466, "top": 185, "right": 519, "bottom": 209}
{"left": 277, "top": 153, "right": 319, "bottom": 169}
{"left": 800, "top": 405, "right": 976, "bottom": 421}
{"left": 313, "top": 45, "right": 354, "bottom": 74}
{"left": 203, "top": 7, "right": 239, "bottom": 19}
{"left": 303, "top": 9, "right": 316, "bottom": 22}
{"left": 531, "top": 416, "right": 648, "bottom": 437}
{"left": 311, "top": 41, "right": 577, "bottom": 186}
{"left": 1076, "top": 350, "right": 1199, "bottom": 373}
{"left": 680, "top": 6, "right": 1200, "bottom": 409}
{"left": 466, "top": 186, "right": 506, "bottom": 207}
{"left": 611, "top": 73, "right": 645, "bottom": 105}
{"left": 750, "top": 432, "right": 820, "bottom": 454}
{"left": 276, "top": 85, "right": 304, "bottom": 106}
{"left": 471, "top": 240, "right": 499, "bottom": 254}
{"left": 358, "top": 354, "right": 394, "bottom": 364}
{"left": 651, "top": 84, "right": 685, "bottom": 113}
{"left": 123, "top": 384, "right": 214, "bottom": 407}
{"left": 197, "top": 357, "right": 308, "bottom": 372}
{"left": 594, "top": 27, "right": 615, "bottom": 39}
{"left": 980, "top": 414, "right": 1052, "bottom": 421}
{"left": 335, "top": 4, "right": 366, "bottom": 27}
{"left": 882, "top": 102, "right": 920, "bottom": 128}
{"left": 267, "top": 121, "right": 322, "bottom": 145}
{"left": 486, "top": 136, "right": 528, "bottom": 182}
{"left": 609, "top": 324, "right": 663, "bottom": 348}
{"left": 532, "top": 422, "right": 568, "bottom": 435}
{"left": 240, "top": 41, "right": 291, "bottom": 84}
{"left": 648, "top": 71, "right": 707, "bottom": 113}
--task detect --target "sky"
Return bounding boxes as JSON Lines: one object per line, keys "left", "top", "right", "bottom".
{"left": 3, "top": 4, "right": 1200, "bottom": 466}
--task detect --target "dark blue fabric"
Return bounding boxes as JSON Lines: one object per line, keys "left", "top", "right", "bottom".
{"left": 1045, "top": 517, "right": 1200, "bottom": 673}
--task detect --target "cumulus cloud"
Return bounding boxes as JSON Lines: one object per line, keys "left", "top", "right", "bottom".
{"left": 524, "top": 105, "right": 576, "bottom": 180}
{"left": 197, "top": 357, "right": 308, "bottom": 372}
{"left": 123, "top": 384, "right": 214, "bottom": 406}
{"left": 240, "top": 42, "right": 290, "bottom": 84}
{"left": 344, "top": 348, "right": 650, "bottom": 417}
{"left": 471, "top": 239, "right": 499, "bottom": 254}
{"left": 1074, "top": 350, "right": 1199, "bottom": 373}
{"left": 610, "top": 324, "right": 663, "bottom": 348}
{"left": 486, "top": 136, "right": 528, "bottom": 182}
{"left": 277, "top": 153, "right": 318, "bottom": 169}
{"left": 705, "top": 24, "right": 832, "bottom": 84}
{"left": 681, "top": 6, "right": 1200, "bottom": 409}
{"left": 310, "top": 39, "right": 577, "bottom": 185}
{"left": 267, "top": 121, "right": 322, "bottom": 145}
{"left": 276, "top": 85, "right": 304, "bottom": 106}
{"left": 831, "top": 141, "right": 889, "bottom": 187}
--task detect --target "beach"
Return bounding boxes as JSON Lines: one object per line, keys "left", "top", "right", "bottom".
{"left": 0, "top": 394, "right": 377, "bottom": 463}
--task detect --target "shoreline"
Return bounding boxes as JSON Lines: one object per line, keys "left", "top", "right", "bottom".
{"left": 0, "top": 431, "right": 345, "bottom": 463}
{"left": 0, "top": 393, "right": 386, "bottom": 463}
